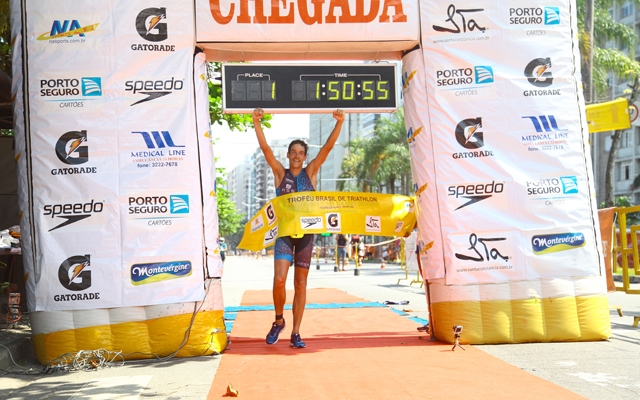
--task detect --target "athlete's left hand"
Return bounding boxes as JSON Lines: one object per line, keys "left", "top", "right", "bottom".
{"left": 333, "top": 109, "right": 345, "bottom": 122}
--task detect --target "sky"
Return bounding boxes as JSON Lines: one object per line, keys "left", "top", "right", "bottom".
{"left": 211, "top": 114, "right": 310, "bottom": 172}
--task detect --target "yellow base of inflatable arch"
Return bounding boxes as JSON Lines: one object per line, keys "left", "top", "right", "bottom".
{"left": 429, "top": 277, "right": 612, "bottom": 344}
{"left": 30, "top": 280, "right": 227, "bottom": 365}
{"left": 32, "top": 310, "right": 227, "bottom": 365}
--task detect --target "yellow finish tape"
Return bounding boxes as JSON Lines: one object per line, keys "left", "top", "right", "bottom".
{"left": 239, "top": 191, "right": 416, "bottom": 251}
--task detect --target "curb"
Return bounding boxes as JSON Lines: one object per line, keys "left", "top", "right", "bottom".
{"left": 613, "top": 275, "right": 640, "bottom": 283}
{"left": 0, "top": 330, "right": 34, "bottom": 370}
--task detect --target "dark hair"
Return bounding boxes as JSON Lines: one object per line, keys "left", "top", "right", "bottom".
{"left": 288, "top": 139, "right": 308, "bottom": 155}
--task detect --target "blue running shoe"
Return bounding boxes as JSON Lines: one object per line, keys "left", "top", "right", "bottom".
{"left": 266, "top": 320, "right": 285, "bottom": 345}
{"left": 290, "top": 333, "right": 306, "bottom": 348}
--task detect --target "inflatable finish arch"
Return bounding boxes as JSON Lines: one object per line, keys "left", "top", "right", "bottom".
{"left": 10, "top": 0, "right": 609, "bottom": 363}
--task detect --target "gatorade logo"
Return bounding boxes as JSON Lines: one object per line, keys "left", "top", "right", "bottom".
{"left": 326, "top": 213, "right": 341, "bottom": 232}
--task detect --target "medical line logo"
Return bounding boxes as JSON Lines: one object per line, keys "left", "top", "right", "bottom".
{"left": 209, "top": 0, "right": 407, "bottom": 24}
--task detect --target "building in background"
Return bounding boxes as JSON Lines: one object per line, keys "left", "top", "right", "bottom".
{"left": 308, "top": 113, "right": 379, "bottom": 192}
{"left": 591, "top": 2, "right": 640, "bottom": 205}
{"left": 229, "top": 138, "right": 297, "bottom": 217}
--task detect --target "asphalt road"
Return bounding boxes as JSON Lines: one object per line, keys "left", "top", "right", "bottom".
{"left": 1, "top": 255, "right": 639, "bottom": 399}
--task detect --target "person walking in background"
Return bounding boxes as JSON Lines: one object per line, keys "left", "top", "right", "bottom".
{"left": 337, "top": 233, "right": 348, "bottom": 271}
{"left": 253, "top": 107, "right": 345, "bottom": 349}
{"left": 219, "top": 237, "right": 227, "bottom": 264}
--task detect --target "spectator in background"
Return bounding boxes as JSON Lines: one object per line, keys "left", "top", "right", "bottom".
{"left": 336, "top": 233, "right": 348, "bottom": 271}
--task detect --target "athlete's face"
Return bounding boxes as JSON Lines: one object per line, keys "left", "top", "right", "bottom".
{"left": 287, "top": 144, "right": 307, "bottom": 167}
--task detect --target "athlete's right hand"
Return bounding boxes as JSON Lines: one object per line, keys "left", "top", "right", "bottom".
{"left": 253, "top": 107, "right": 264, "bottom": 121}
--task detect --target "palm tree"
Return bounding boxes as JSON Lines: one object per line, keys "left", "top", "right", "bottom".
{"left": 339, "top": 107, "right": 412, "bottom": 195}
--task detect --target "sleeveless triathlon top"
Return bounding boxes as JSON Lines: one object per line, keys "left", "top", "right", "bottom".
{"left": 276, "top": 168, "right": 315, "bottom": 196}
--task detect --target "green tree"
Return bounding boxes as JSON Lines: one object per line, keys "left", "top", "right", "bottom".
{"left": 578, "top": 1, "right": 640, "bottom": 207}
{"left": 206, "top": 62, "right": 272, "bottom": 237}
{"left": 338, "top": 107, "right": 411, "bottom": 195}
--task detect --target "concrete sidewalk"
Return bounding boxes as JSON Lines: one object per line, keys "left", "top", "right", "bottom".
{"left": 1, "top": 255, "right": 639, "bottom": 399}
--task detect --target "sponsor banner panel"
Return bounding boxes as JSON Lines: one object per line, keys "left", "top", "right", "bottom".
{"left": 112, "top": 1, "right": 195, "bottom": 57}
{"left": 25, "top": 4, "right": 111, "bottom": 54}
{"left": 35, "top": 253, "right": 122, "bottom": 311}
{"left": 421, "top": 1, "right": 498, "bottom": 46}
{"left": 115, "top": 63, "right": 194, "bottom": 115}
{"left": 403, "top": 49, "right": 444, "bottom": 278}
{"left": 500, "top": 55, "right": 577, "bottom": 102}
{"left": 194, "top": 51, "right": 222, "bottom": 278}
{"left": 29, "top": 71, "right": 107, "bottom": 113}
{"left": 524, "top": 229, "right": 600, "bottom": 279}
{"left": 121, "top": 191, "right": 202, "bottom": 238}
{"left": 238, "top": 192, "right": 416, "bottom": 251}
{"left": 34, "top": 196, "right": 118, "bottom": 238}
{"left": 117, "top": 124, "right": 199, "bottom": 191}
{"left": 496, "top": 1, "right": 568, "bottom": 34}
{"left": 195, "top": 0, "right": 420, "bottom": 43}
{"left": 122, "top": 255, "right": 205, "bottom": 307}
{"left": 29, "top": 126, "right": 119, "bottom": 193}
{"left": 438, "top": 179, "right": 519, "bottom": 232}
{"left": 445, "top": 229, "right": 526, "bottom": 285}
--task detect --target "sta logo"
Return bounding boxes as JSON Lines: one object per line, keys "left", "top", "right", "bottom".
{"left": 433, "top": 4, "right": 486, "bottom": 34}
{"left": 58, "top": 255, "right": 91, "bottom": 291}
{"left": 136, "top": 8, "right": 167, "bottom": 42}
{"left": 455, "top": 233, "right": 509, "bottom": 262}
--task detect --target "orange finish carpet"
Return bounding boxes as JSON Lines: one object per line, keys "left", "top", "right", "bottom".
{"left": 209, "top": 288, "right": 584, "bottom": 399}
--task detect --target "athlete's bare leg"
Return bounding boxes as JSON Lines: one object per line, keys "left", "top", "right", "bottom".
{"left": 291, "top": 266, "right": 309, "bottom": 335}
{"left": 273, "top": 259, "right": 290, "bottom": 324}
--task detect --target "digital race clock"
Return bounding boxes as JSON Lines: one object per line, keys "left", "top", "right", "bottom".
{"left": 222, "top": 63, "right": 398, "bottom": 114}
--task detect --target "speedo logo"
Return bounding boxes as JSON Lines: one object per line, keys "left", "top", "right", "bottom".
{"left": 43, "top": 199, "right": 104, "bottom": 232}
{"left": 37, "top": 20, "right": 100, "bottom": 41}
{"left": 40, "top": 77, "right": 102, "bottom": 98}
{"left": 300, "top": 216, "right": 323, "bottom": 229}
{"left": 532, "top": 232, "right": 585, "bottom": 255}
{"left": 448, "top": 181, "right": 505, "bottom": 210}
{"left": 125, "top": 77, "right": 184, "bottom": 106}
{"left": 509, "top": 7, "right": 560, "bottom": 25}
{"left": 436, "top": 66, "right": 493, "bottom": 87}
{"left": 131, "top": 261, "right": 192, "bottom": 286}
{"left": 526, "top": 176, "right": 578, "bottom": 196}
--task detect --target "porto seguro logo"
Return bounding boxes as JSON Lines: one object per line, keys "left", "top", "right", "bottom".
{"left": 37, "top": 19, "right": 100, "bottom": 43}
{"left": 436, "top": 66, "right": 494, "bottom": 87}
{"left": 509, "top": 7, "right": 560, "bottom": 25}
{"left": 133, "top": 8, "right": 175, "bottom": 52}
{"left": 40, "top": 77, "right": 102, "bottom": 108}
{"left": 128, "top": 194, "right": 190, "bottom": 226}
{"left": 532, "top": 232, "right": 585, "bottom": 255}
{"left": 526, "top": 176, "right": 578, "bottom": 198}
{"left": 130, "top": 261, "right": 192, "bottom": 286}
